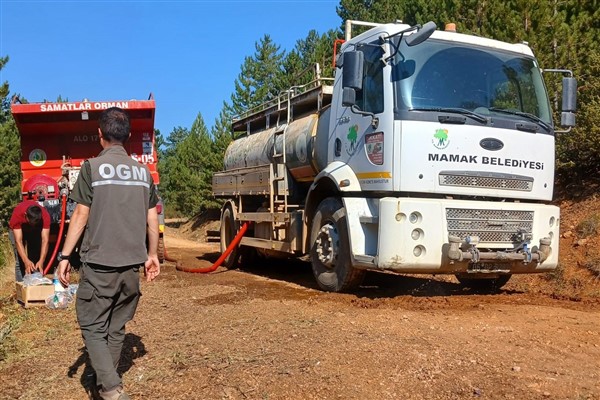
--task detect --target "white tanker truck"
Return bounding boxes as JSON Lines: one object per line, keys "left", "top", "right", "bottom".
{"left": 212, "top": 20, "right": 577, "bottom": 292}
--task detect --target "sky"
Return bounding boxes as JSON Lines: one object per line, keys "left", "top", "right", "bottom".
{"left": 0, "top": 0, "right": 341, "bottom": 135}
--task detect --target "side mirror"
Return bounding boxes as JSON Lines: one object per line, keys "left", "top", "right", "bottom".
{"left": 342, "top": 51, "right": 364, "bottom": 90}
{"left": 335, "top": 53, "right": 343, "bottom": 69}
{"left": 342, "top": 87, "right": 357, "bottom": 107}
{"left": 562, "top": 77, "right": 577, "bottom": 111}
{"left": 542, "top": 69, "right": 577, "bottom": 131}
{"left": 405, "top": 21, "right": 437, "bottom": 47}
{"left": 561, "top": 76, "right": 577, "bottom": 128}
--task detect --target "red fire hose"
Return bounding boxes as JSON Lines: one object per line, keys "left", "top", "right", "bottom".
{"left": 162, "top": 242, "right": 177, "bottom": 262}
{"left": 176, "top": 222, "right": 249, "bottom": 273}
{"left": 43, "top": 193, "right": 68, "bottom": 275}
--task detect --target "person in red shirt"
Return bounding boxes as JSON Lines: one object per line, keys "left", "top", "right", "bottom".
{"left": 8, "top": 200, "right": 51, "bottom": 281}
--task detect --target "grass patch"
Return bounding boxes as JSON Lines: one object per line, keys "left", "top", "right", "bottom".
{"left": 582, "top": 256, "right": 600, "bottom": 279}
{"left": 575, "top": 213, "right": 600, "bottom": 238}
{"left": 0, "top": 303, "right": 30, "bottom": 362}
{"left": 543, "top": 263, "right": 565, "bottom": 284}
{"left": 0, "top": 233, "right": 12, "bottom": 275}
{"left": 171, "top": 351, "right": 189, "bottom": 371}
{"left": 0, "top": 233, "right": 26, "bottom": 363}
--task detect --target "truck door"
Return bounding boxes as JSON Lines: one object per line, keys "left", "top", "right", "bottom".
{"left": 332, "top": 41, "right": 394, "bottom": 191}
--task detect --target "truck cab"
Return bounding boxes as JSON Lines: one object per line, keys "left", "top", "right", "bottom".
{"left": 320, "top": 21, "right": 576, "bottom": 283}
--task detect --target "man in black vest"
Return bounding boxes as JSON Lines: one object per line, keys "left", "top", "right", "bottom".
{"left": 58, "top": 107, "right": 160, "bottom": 400}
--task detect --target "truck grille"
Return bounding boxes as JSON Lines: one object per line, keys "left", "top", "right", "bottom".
{"left": 439, "top": 171, "right": 533, "bottom": 191}
{"left": 446, "top": 208, "right": 534, "bottom": 243}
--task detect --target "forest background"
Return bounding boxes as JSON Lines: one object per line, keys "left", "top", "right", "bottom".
{"left": 0, "top": 0, "right": 598, "bottom": 227}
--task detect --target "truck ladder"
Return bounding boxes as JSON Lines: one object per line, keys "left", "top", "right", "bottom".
{"left": 270, "top": 85, "right": 299, "bottom": 241}
{"left": 270, "top": 120, "right": 289, "bottom": 240}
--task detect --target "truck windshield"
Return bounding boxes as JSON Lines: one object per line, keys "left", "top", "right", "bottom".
{"left": 392, "top": 38, "right": 552, "bottom": 126}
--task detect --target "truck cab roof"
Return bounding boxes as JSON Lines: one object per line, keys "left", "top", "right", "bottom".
{"left": 344, "top": 21, "right": 534, "bottom": 57}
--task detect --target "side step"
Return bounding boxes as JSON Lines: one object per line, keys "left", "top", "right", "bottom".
{"left": 206, "top": 229, "right": 220, "bottom": 243}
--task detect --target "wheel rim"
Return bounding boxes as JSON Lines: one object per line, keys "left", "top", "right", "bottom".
{"left": 315, "top": 222, "right": 339, "bottom": 268}
{"left": 221, "top": 209, "right": 234, "bottom": 253}
{"left": 225, "top": 218, "right": 233, "bottom": 245}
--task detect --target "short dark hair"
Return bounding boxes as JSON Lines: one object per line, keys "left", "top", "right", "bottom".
{"left": 99, "top": 107, "right": 130, "bottom": 144}
{"left": 26, "top": 205, "right": 43, "bottom": 227}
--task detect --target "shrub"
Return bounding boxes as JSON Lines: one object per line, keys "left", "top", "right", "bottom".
{"left": 583, "top": 257, "right": 600, "bottom": 278}
{"left": 0, "top": 233, "right": 11, "bottom": 272}
{"left": 575, "top": 214, "right": 600, "bottom": 238}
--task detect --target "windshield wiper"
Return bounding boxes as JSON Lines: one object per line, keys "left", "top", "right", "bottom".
{"left": 488, "top": 107, "right": 551, "bottom": 131}
{"left": 410, "top": 107, "right": 488, "bottom": 124}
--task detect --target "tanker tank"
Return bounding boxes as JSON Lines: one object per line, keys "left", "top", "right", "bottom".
{"left": 224, "top": 112, "right": 328, "bottom": 183}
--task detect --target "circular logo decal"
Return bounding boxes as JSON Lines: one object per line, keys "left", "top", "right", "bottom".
{"left": 29, "top": 149, "right": 47, "bottom": 167}
{"left": 432, "top": 129, "right": 449, "bottom": 149}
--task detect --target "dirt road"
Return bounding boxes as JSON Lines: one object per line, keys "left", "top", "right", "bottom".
{"left": 1, "top": 231, "right": 599, "bottom": 400}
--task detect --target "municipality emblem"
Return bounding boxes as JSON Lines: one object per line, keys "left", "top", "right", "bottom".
{"left": 345, "top": 124, "right": 359, "bottom": 155}
{"left": 433, "top": 129, "right": 449, "bottom": 149}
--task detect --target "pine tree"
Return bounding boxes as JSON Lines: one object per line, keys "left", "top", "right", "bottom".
{"left": 154, "top": 128, "right": 166, "bottom": 159}
{"left": 336, "top": 0, "right": 600, "bottom": 181}
{"left": 158, "top": 126, "right": 190, "bottom": 216}
{"left": 210, "top": 102, "right": 233, "bottom": 173}
{"left": 337, "top": 0, "right": 405, "bottom": 37}
{"left": 0, "top": 56, "right": 22, "bottom": 229}
{"left": 230, "top": 35, "right": 286, "bottom": 115}
{"left": 337, "top": 0, "right": 382, "bottom": 26}
{"left": 161, "top": 113, "right": 218, "bottom": 216}
{"left": 281, "top": 29, "right": 340, "bottom": 90}
{"left": 541, "top": 0, "right": 600, "bottom": 180}
{"left": 190, "top": 112, "right": 217, "bottom": 211}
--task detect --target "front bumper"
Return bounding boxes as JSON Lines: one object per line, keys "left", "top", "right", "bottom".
{"left": 350, "top": 197, "right": 560, "bottom": 274}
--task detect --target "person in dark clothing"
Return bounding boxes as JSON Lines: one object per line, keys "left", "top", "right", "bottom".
{"left": 57, "top": 107, "right": 160, "bottom": 400}
{"left": 9, "top": 200, "right": 51, "bottom": 281}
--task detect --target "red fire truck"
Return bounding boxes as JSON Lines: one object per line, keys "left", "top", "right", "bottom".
{"left": 10, "top": 94, "right": 165, "bottom": 272}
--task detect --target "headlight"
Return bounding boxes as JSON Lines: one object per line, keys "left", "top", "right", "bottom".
{"left": 413, "top": 245, "right": 426, "bottom": 257}
{"left": 409, "top": 212, "right": 421, "bottom": 224}
{"left": 411, "top": 229, "right": 422, "bottom": 240}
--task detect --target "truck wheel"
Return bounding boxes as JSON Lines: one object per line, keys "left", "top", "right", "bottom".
{"left": 220, "top": 206, "right": 240, "bottom": 269}
{"left": 455, "top": 274, "right": 511, "bottom": 292}
{"left": 157, "top": 235, "right": 165, "bottom": 263}
{"left": 238, "top": 246, "right": 260, "bottom": 268}
{"left": 310, "top": 198, "right": 365, "bottom": 292}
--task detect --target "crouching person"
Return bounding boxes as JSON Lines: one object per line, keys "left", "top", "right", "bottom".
{"left": 9, "top": 200, "right": 50, "bottom": 281}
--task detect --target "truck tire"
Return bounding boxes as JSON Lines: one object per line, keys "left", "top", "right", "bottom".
{"left": 310, "top": 197, "right": 365, "bottom": 292}
{"left": 220, "top": 205, "right": 240, "bottom": 269}
{"left": 157, "top": 235, "right": 165, "bottom": 263}
{"left": 238, "top": 246, "right": 260, "bottom": 268}
{"left": 455, "top": 274, "right": 511, "bottom": 292}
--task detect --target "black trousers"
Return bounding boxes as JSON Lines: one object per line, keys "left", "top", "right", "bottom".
{"left": 9, "top": 229, "right": 42, "bottom": 282}
{"left": 76, "top": 263, "right": 141, "bottom": 391}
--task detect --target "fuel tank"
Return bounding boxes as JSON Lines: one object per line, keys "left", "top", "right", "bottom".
{"left": 224, "top": 112, "right": 328, "bottom": 183}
